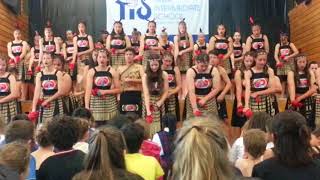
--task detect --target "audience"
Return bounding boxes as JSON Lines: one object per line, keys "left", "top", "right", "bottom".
{"left": 73, "top": 118, "right": 90, "bottom": 154}
{"left": 171, "top": 116, "right": 236, "bottom": 180}
{"left": 230, "top": 112, "right": 273, "bottom": 163}
{"left": 37, "top": 115, "right": 85, "bottom": 180}
{"left": 235, "top": 129, "right": 267, "bottom": 177}
{"left": 152, "top": 114, "right": 177, "bottom": 176}
{"left": 310, "top": 128, "right": 320, "bottom": 158}
{"left": 4, "top": 120, "right": 36, "bottom": 180}
{"left": 252, "top": 111, "right": 320, "bottom": 180}
{"left": 31, "top": 126, "right": 54, "bottom": 171}
{"left": 0, "top": 142, "right": 30, "bottom": 180}
{"left": 73, "top": 126, "right": 143, "bottom": 180}
{"left": 122, "top": 123, "right": 164, "bottom": 180}
{"left": 0, "top": 120, "right": 5, "bottom": 145}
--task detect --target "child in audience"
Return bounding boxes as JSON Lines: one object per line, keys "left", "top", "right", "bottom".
{"left": 310, "top": 128, "right": 320, "bottom": 159}
{"left": 73, "top": 118, "right": 90, "bottom": 154}
{"left": 235, "top": 129, "right": 267, "bottom": 177}
{"left": 121, "top": 123, "right": 164, "bottom": 180}
{"left": 152, "top": 114, "right": 177, "bottom": 176}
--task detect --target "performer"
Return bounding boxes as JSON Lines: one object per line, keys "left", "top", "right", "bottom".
{"left": 287, "top": 54, "right": 317, "bottom": 129}
{"left": 106, "top": 20, "right": 131, "bottom": 69}
{"left": 72, "top": 21, "right": 94, "bottom": 83}
{"left": 139, "top": 20, "right": 162, "bottom": 68}
{"left": 209, "top": 50, "right": 232, "bottom": 122}
{"left": 159, "top": 27, "right": 174, "bottom": 55}
{"left": 52, "top": 55, "right": 73, "bottom": 115}
{"left": 142, "top": 54, "right": 168, "bottom": 136}
{"left": 186, "top": 53, "right": 221, "bottom": 119}
{"left": 27, "top": 32, "right": 41, "bottom": 79}
{"left": 231, "top": 52, "right": 255, "bottom": 136}
{"left": 7, "top": 28, "right": 28, "bottom": 100}
{"left": 0, "top": 56, "right": 20, "bottom": 124}
{"left": 245, "top": 21, "right": 269, "bottom": 53}
{"left": 208, "top": 24, "right": 233, "bottom": 78}
{"left": 31, "top": 52, "right": 65, "bottom": 123}
{"left": 244, "top": 50, "right": 279, "bottom": 116}
{"left": 194, "top": 28, "right": 208, "bottom": 54}
{"left": 39, "top": 22, "right": 60, "bottom": 58}
{"left": 231, "top": 31, "right": 245, "bottom": 71}
{"left": 131, "top": 28, "right": 141, "bottom": 56}
{"left": 309, "top": 61, "right": 318, "bottom": 74}
{"left": 98, "top": 29, "right": 109, "bottom": 47}
{"left": 162, "top": 52, "right": 181, "bottom": 119}
{"left": 118, "top": 47, "right": 144, "bottom": 117}
{"left": 85, "top": 49, "right": 120, "bottom": 126}
{"left": 275, "top": 32, "right": 299, "bottom": 97}
{"left": 62, "top": 30, "right": 76, "bottom": 81}
{"left": 174, "top": 19, "right": 194, "bottom": 121}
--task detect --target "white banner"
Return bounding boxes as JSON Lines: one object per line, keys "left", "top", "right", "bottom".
{"left": 106, "top": 0, "right": 209, "bottom": 35}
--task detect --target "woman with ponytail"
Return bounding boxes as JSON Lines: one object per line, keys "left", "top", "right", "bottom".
{"left": 73, "top": 126, "right": 143, "bottom": 180}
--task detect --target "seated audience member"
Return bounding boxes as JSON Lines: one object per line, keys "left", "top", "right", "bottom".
{"left": 121, "top": 123, "right": 164, "bottom": 180}
{"left": 72, "top": 107, "right": 95, "bottom": 138}
{"left": 252, "top": 111, "right": 320, "bottom": 180}
{"left": 37, "top": 116, "right": 85, "bottom": 180}
{"left": 171, "top": 117, "right": 238, "bottom": 180}
{"left": 72, "top": 126, "right": 143, "bottom": 180}
{"left": 235, "top": 129, "right": 267, "bottom": 177}
{"left": 73, "top": 118, "right": 90, "bottom": 154}
{"left": 230, "top": 112, "right": 273, "bottom": 163}
{"left": 5, "top": 120, "right": 36, "bottom": 180}
{"left": 108, "top": 114, "right": 132, "bottom": 129}
{"left": 310, "top": 128, "right": 320, "bottom": 159}
{"left": 0, "top": 142, "right": 30, "bottom": 180}
{"left": 31, "top": 126, "right": 54, "bottom": 171}
{"left": 152, "top": 114, "right": 177, "bottom": 176}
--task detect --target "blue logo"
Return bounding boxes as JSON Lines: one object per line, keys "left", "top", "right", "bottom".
{"left": 115, "top": 0, "right": 152, "bottom": 20}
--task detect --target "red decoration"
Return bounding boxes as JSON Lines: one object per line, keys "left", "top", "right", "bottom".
{"left": 218, "top": 54, "right": 224, "bottom": 60}
{"left": 146, "top": 115, "right": 153, "bottom": 124}
{"left": 193, "top": 110, "right": 202, "bottom": 117}
{"left": 69, "top": 63, "right": 75, "bottom": 71}
{"left": 195, "top": 50, "right": 201, "bottom": 56}
{"left": 276, "top": 62, "right": 284, "bottom": 68}
{"left": 111, "top": 48, "right": 116, "bottom": 55}
{"left": 28, "top": 111, "right": 39, "bottom": 123}
{"left": 134, "top": 55, "right": 143, "bottom": 62}
{"left": 244, "top": 108, "right": 253, "bottom": 118}
{"left": 291, "top": 100, "right": 303, "bottom": 108}
{"left": 237, "top": 105, "right": 244, "bottom": 116}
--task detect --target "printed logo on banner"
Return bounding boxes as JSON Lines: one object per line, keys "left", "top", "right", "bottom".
{"left": 116, "top": 0, "right": 151, "bottom": 20}
{"left": 107, "top": 0, "right": 209, "bottom": 35}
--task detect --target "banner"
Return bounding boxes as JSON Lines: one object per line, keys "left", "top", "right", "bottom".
{"left": 106, "top": 0, "right": 209, "bottom": 35}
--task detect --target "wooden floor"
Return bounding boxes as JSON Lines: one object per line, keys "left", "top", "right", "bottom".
{"left": 21, "top": 96, "right": 288, "bottom": 143}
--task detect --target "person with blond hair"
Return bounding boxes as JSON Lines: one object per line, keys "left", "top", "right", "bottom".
{"left": 171, "top": 117, "right": 234, "bottom": 180}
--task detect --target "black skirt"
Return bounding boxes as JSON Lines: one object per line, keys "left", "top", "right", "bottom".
{"left": 119, "top": 91, "right": 142, "bottom": 117}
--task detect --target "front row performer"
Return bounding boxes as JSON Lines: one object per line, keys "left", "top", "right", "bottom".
{"left": 287, "top": 54, "right": 317, "bottom": 129}
{"left": 85, "top": 49, "right": 120, "bottom": 127}
{"left": 244, "top": 49, "right": 280, "bottom": 117}
{"left": 186, "top": 53, "right": 221, "bottom": 119}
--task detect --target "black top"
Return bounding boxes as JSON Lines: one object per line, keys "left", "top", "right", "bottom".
{"left": 178, "top": 35, "right": 190, "bottom": 51}
{"left": 192, "top": 67, "right": 214, "bottom": 95}
{"left": 11, "top": 41, "right": 23, "bottom": 57}
{"left": 214, "top": 35, "right": 229, "bottom": 55}
{"left": 77, "top": 35, "right": 89, "bottom": 52}
{"left": 131, "top": 40, "right": 140, "bottom": 55}
{"left": 164, "top": 68, "right": 176, "bottom": 88}
{"left": 41, "top": 70, "right": 58, "bottom": 96}
{"left": 196, "top": 43, "right": 207, "bottom": 51}
{"left": 250, "top": 34, "right": 265, "bottom": 51}
{"left": 93, "top": 67, "right": 112, "bottom": 90}
{"left": 0, "top": 74, "right": 11, "bottom": 96}
{"left": 111, "top": 35, "right": 126, "bottom": 49}
{"left": 162, "top": 42, "right": 171, "bottom": 50}
{"left": 233, "top": 45, "right": 243, "bottom": 58}
{"left": 144, "top": 35, "right": 159, "bottom": 47}
{"left": 250, "top": 69, "right": 269, "bottom": 92}
{"left": 279, "top": 42, "right": 292, "bottom": 57}
{"left": 34, "top": 47, "right": 40, "bottom": 60}
{"left": 149, "top": 77, "right": 162, "bottom": 96}
{"left": 296, "top": 73, "right": 309, "bottom": 94}
{"left": 43, "top": 39, "right": 56, "bottom": 54}
{"left": 66, "top": 42, "right": 74, "bottom": 58}
{"left": 37, "top": 150, "right": 85, "bottom": 180}
{"left": 252, "top": 158, "right": 320, "bottom": 180}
